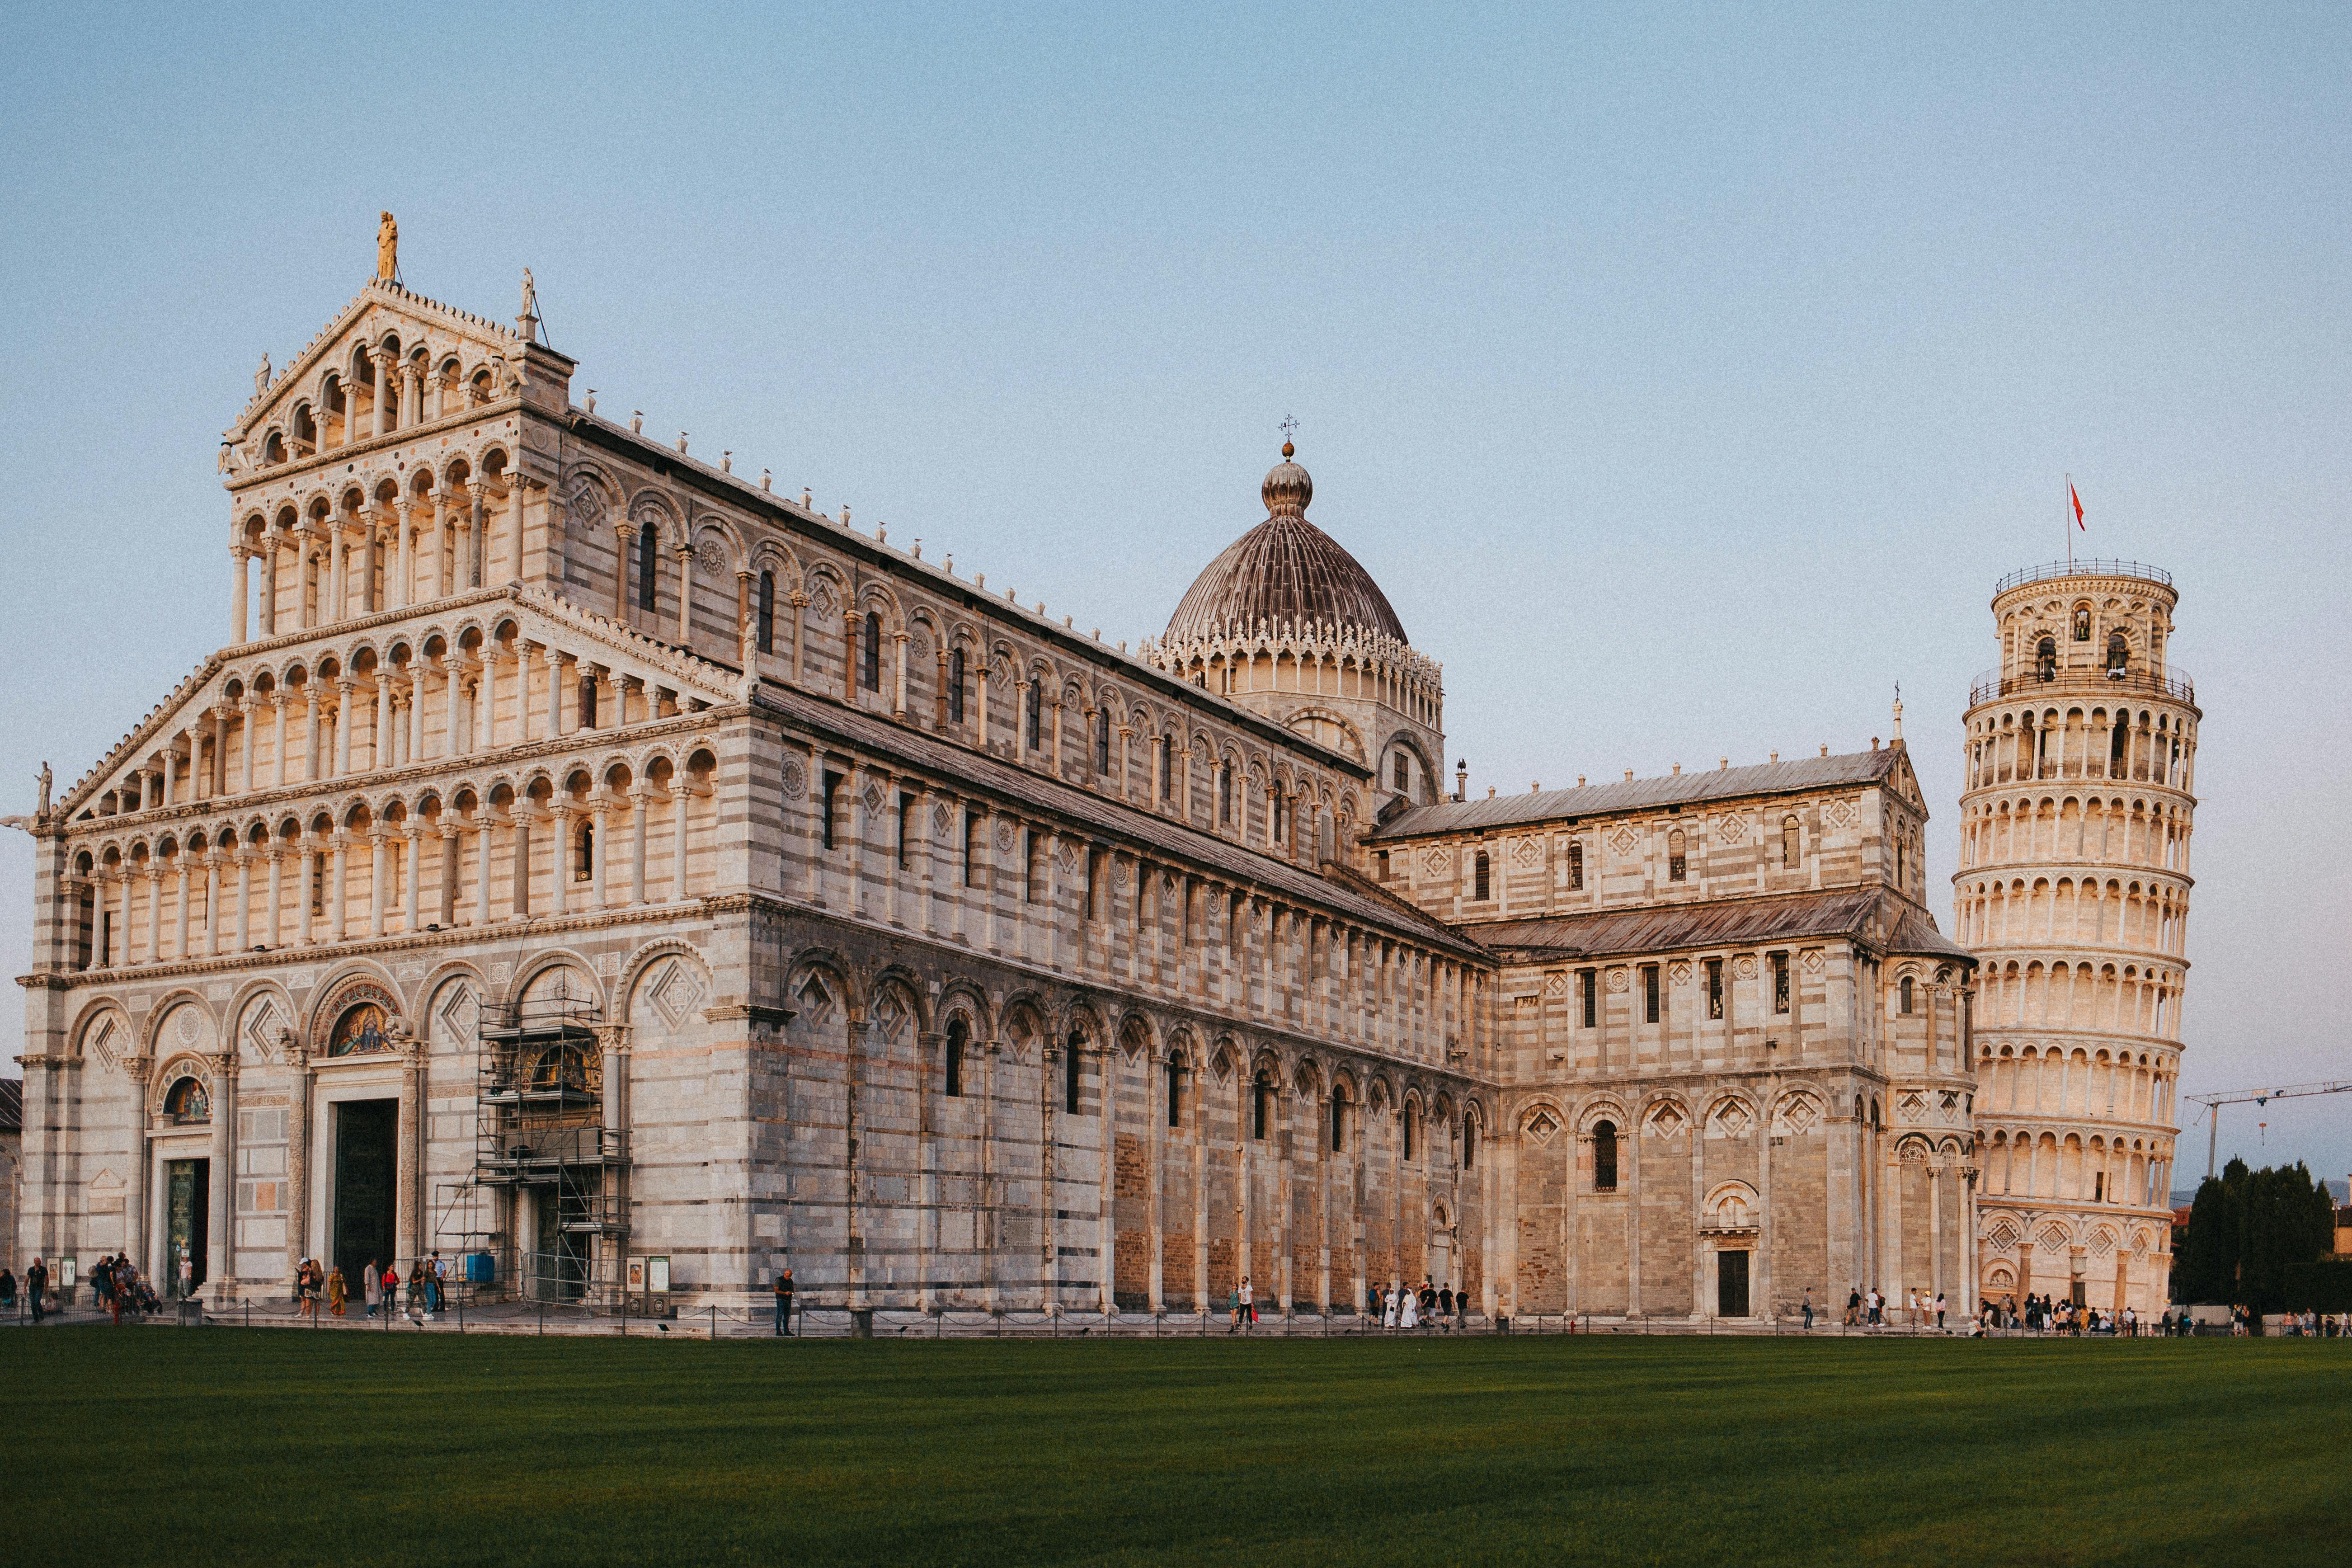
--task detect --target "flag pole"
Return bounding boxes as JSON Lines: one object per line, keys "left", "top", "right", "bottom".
{"left": 2065, "top": 472, "right": 2073, "bottom": 572}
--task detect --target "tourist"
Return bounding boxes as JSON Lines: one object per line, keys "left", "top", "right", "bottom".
{"left": 177, "top": 1248, "right": 194, "bottom": 1302}
{"left": 26, "top": 1257, "right": 47, "bottom": 1324}
{"left": 1365, "top": 1284, "right": 1381, "bottom": 1320}
{"left": 1418, "top": 1280, "right": 1436, "bottom": 1329}
{"left": 1454, "top": 1284, "right": 1468, "bottom": 1329}
{"left": 1844, "top": 1287, "right": 1861, "bottom": 1327}
{"left": 1228, "top": 1282, "right": 1242, "bottom": 1333}
{"left": 427, "top": 1251, "right": 447, "bottom": 1313}
{"left": 1400, "top": 1282, "right": 1420, "bottom": 1331}
{"left": 774, "top": 1267, "right": 795, "bottom": 1336}
{"left": 1240, "top": 1275, "right": 1256, "bottom": 1330}
{"left": 0, "top": 1267, "right": 15, "bottom": 1314}
{"left": 1381, "top": 1285, "right": 1397, "bottom": 1330}
{"left": 1802, "top": 1290, "right": 1814, "bottom": 1329}
{"left": 362, "top": 1259, "right": 381, "bottom": 1319}
{"left": 1438, "top": 1283, "right": 1454, "bottom": 1323}
{"left": 328, "top": 1266, "right": 348, "bottom": 1316}
{"left": 1934, "top": 1292, "right": 1947, "bottom": 1330}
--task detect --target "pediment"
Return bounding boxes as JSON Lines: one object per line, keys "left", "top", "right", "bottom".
{"left": 226, "top": 279, "right": 542, "bottom": 464}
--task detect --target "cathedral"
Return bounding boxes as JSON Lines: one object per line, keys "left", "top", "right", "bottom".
{"left": 14, "top": 233, "right": 2171, "bottom": 1323}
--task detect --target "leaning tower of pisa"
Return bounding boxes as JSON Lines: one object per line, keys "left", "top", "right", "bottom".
{"left": 1956, "top": 559, "right": 2196, "bottom": 1317}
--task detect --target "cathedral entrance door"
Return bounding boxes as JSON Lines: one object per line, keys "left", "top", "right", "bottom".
{"left": 164, "top": 1158, "right": 210, "bottom": 1299}
{"left": 332, "top": 1100, "right": 398, "bottom": 1293}
{"left": 1716, "top": 1249, "right": 1750, "bottom": 1318}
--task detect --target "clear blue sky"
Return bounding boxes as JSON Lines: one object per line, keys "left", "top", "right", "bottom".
{"left": 3, "top": 2, "right": 2347, "bottom": 1182}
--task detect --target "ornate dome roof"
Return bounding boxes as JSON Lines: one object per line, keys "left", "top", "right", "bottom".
{"left": 1163, "top": 445, "right": 1408, "bottom": 647}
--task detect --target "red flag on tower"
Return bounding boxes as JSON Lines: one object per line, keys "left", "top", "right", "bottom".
{"left": 2070, "top": 480, "right": 2085, "bottom": 530}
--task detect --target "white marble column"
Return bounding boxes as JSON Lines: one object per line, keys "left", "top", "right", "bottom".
{"left": 395, "top": 499, "right": 416, "bottom": 609}
{"left": 588, "top": 801, "right": 607, "bottom": 909}
{"left": 329, "top": 833, "right": 349, "bottom": 942}
{"left": 201, "top": 850, "right": 221, "bottom": 957}
{"left": 231, "top": 546, "right": 249, "bottom": 645}
{"left": 334, "top": 679, "right": 356, "bottom": 777}
{"left": 670, "top": 780, "right": 692, "bottom": 901}
{"left": 628, "top": 789, "right": 649, "bottom": 906}
{"left": 368, "top": 830, "right": 389, "bottom": 938}
{"left": 207, "top": 1050, "right": 238, "bottom": 1303}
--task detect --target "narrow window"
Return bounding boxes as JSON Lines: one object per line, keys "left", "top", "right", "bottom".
{"left": 1900, "top": 975, "right": 1915, "bottom": 1014}
{"left": 579, "top": 675, "right": 597, "bottom": 729}
{"left": 1375, "top": 850, "right": 1390, "bottom": 881}
{"left": 1023, "top": 829, "right": 1038, "bottom": 902}
{"left": 1066, "top": 1034, "right": 1085, "bottom": 1115}
{"left": 1473, "top": 851, "right": 1491, "bottom": 900}
{"left": 1084, "top": 849, "right": 1101, "bottom": 920}
{"left": 2109, "top": 715, "right": 2127, "bottom": 770}
{"left": 1668, "top": 828, "right": 1687, "bottom": 883}
{"left": 310, "top": 852, "right": 325, "bottom": 915}
{"left": 1331, "top": 1092, "right": 1347, "bottom": 1152}
{"left": 2073, "top": 606, "right": 2093, "bottom": 641}
{"left": 1159, "top": 737, "right": 1174, "bottom": 800}
{"left": 1706, "top": 958, "right": 1723, "bottom": 1020}
{"left": 896, "top": 793, "right": 913, "bottom": 871}
{"left": 1642, "top": 963, "right": 1660, "bottom": 1024}
{"left": 1402, "top": 1109, "right": 1415, "bottom": 1162}
{"left": 1772, "top": 951, "right": 1790, "bottom": 1015}
{"left": 2037, "top": 636, "right": 2057, "bottom": 681}
{"left": 2106, "top": 631, "right": 2128, "bottom": 674}
{"left": 574, "top": 822, "right": 594, "bottom": 881}
{"left": 1252, "top": 1072, "right": 1270, "bottom": 1140}
{"left": 1167, "top": 1057, "right": 1183, "bottom": 1127}
{"left": 1581, "top": 968, "right": 1597, "bottom": 1029}
{"left": 820, "top": 771, "right": 842, "bottom": 851}
{"left": 1218, "top": 764, "right": 1232, "bottom": 825}
{"left": 1094, "top": 708, "right": 1110, "bottom": 775}
{"left": 1392, "top": 753, "right": 1408, "bottom": 792}
{"left": 1568, "top": 840, "right": 1584, "bottom": 890}
{"left": 756, "top": 571, "right": 775, "bottom": 654}
{"left": 636, "top": 520, "right": 659, "bottom": 614}
{"left": 963, "top": 813, "right": 982, "bottom": 887}
{"left": 1593, "top": 1121, "right": 1618, "bottom": 1192}
{"left": 1781, "top": 816, "right": 1800, "bottom": 870}
{"left": 945, "top": 1018, "right": 966, "bottom": 1098}
{"left": 860, "top": 612, "right": 881, "bottom": 691}
{"left": 1461, "top": 1116, "right": 1476, "bottom": 1171}
{"left": 948, "top": 650, "right": 967, "bottom": 726}
{"left": 1025, "top": 682, "right": 1042, "bottom": 749}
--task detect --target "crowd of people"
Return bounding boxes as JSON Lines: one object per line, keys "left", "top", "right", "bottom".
{"left": 289, "top": 1252, "right": 455, "bottom": 1323}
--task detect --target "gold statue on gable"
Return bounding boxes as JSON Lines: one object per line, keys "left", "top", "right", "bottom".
{"left": 376, "top": 211, "right": 398, "bottom": 282}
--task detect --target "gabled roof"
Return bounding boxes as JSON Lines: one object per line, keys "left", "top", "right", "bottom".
{"left": 227, "top": 278, "right": 552, "bottom": 441}
{"left": 1368, "top": 745, "right": 1918, "bottom": 842}
{"left": 1461, "top": 885, "right": 1971, "bottom": 965}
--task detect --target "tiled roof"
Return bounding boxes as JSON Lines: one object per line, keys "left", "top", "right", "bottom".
{"left": 1458, "top": 886, "right": 1970, "bottom": 965}
{"left": 1368, "top": 747, "right": 1905, "bottom": 842}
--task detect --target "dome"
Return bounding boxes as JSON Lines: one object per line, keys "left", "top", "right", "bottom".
{"left": 1163, "top": 445, "right": 1408, "bottom": 647}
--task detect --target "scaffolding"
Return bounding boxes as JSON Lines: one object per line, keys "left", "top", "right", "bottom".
{"left": 474, "top": 991, "right": 630, "bottom": 1306}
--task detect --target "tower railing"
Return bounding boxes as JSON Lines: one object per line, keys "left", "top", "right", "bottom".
{"left": 1994, "top": 559, "right": 2173, "bottom": 595}
{"left": 1968, "top": 664, "right": 2195, "bottom": 707}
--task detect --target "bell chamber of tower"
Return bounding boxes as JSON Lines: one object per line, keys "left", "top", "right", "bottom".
{"left": 1956, "top": 559, "right": 2197, "bottom": 1318}
{"left": 1146, "top": 443, "right": 1446, "bottom": 814}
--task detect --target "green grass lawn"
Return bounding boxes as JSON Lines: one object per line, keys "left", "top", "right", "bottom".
{"left": 6, "top": 1328, "right": 2343, "bottom": 1567}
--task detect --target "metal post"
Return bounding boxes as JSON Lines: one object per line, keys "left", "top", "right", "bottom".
{"left": 2207, "top": 1104, "right": 2220, "bottom": 1180}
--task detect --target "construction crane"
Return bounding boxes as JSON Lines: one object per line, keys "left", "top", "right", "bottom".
{"left": 2184, "top": 1080, "right": 2352, "bottom": 1179}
